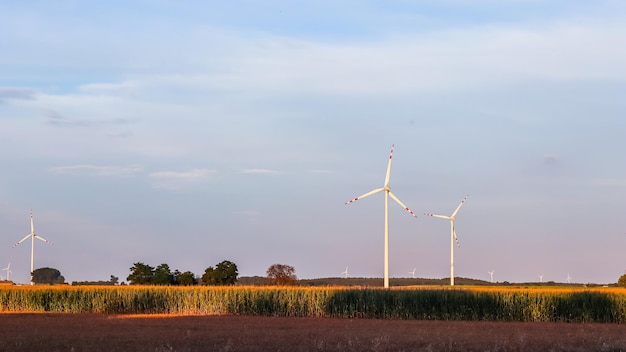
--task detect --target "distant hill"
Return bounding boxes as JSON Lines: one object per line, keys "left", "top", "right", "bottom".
{"left": 236, "top": 276, "right": 613, "bottom": 287}
{"left": 237, "top": 276, "right": 492, "bottom": 287}
{"left": 297, "top": 277, "right": 493, "bottom": 287}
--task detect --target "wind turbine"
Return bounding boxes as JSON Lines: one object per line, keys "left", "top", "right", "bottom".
{"left": 538, "top": 274, "right": 544, "bottom": 283}
{"left": 12, "top": 211, "right": 53, "bottom": 285}
{"left": 409, "top": 268, "right": 416, "bottom": 279}
{"left": 345, "top": 144, "right": 417, "bottom": 289}
{"left": 2, "top": 262, "right": 11, "bottom": 281}
{"left": 567, "top": 273, "right": 572, "bottom": 284}
{"left": 425, "top": 195, "right": 469, "bottom": 286}
{"left": 341, "top": 266, "right": 349, "bottom": 278}
{"left": 488, "top": 270, "right": 495, "bottom": 283}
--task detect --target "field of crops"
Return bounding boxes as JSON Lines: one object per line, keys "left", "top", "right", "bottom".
{"left": 1, "top": 285, "right": 625, "bottom": 323}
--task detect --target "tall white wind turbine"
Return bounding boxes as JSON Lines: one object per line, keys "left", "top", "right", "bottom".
{"left": 345, "top": 144, "right": 417, "bottom": 289}
{"left": 12, "top": 211, "right": 53, "bottom": 285}
{"left": 425, "top": 195, "right": 468, "bottom": 286}
{"left": 488, "top": 270, "right": 495, "bottom": 283}
{"left": 341, "top": 266, "right": 349, "bottom": 278}
{"left": 409, "top": 268, "right": 417, "bottom": 279}
{"left": 2, "top": 262, "right": 11, "bottom": 281}
{"left": 538, "top": 274, "right": 544, "bottom": 283}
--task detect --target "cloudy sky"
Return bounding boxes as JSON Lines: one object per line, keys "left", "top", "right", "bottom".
{"left": 1, "top": 1, "right": 624, "bottom": 285}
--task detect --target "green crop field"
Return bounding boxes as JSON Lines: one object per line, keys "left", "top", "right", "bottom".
{"left": 1, "top": 285, "right": 625, "bottom": 323}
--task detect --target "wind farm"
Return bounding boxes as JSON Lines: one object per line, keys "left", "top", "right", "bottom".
{"left": 0, "top": 0, "right": 624, "bottom": 349}
{"left": 3, "top": 147, "right": 617, "bottom": 288}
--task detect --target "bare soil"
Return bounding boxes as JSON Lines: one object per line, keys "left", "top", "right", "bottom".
{"left": 0, "top": 314, "right": 624, "bottom": 352}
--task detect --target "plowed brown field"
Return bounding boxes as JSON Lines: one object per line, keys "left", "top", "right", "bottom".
{"left": 0, "top": 314, "right": 625, "bottom": 351}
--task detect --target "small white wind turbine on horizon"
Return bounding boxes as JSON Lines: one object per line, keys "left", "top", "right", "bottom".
{"left": 425, "top": 195, "right": 469, "bottom": 286}
{"left": 345, "top": 144, "right": 418, "bottom": 289}
{"left": 341, "top": 266, "right": 349, "bottom": 278}
{"left": 409, "top": 268, "right": 416, "bottom": 279}
{"left": 2, "top": 262, "right": 12, "bottom": 282}
{"left": 488, "top": 270, "right": 495, "bottom": 283}
{"left": 12, "top": 211, "right": 54, "bottom": 285}
{"left": 567, "top": 273, "right": 572, "bottom": 284}
{"left": 538, "top": 274, "right": 544, "bottom": 283}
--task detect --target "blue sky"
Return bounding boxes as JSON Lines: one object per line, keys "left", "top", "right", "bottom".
{"left": 1, "top": 0, "right": 624, "bottom": 285}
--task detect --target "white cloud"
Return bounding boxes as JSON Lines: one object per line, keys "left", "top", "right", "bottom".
{"left": 148, "top": 169, "right": 216, "bottom": 190}
{"left": 241, "top": 169, "right": 280, "bottom": 175}
{"left": 149, "top": 169, "right": 215, "bottom": 180}
{"left": 140, "top": 21, "right": 624, "bottom": 98}
{"left": 49, "top": 165, "right": 143, "bottom": 177}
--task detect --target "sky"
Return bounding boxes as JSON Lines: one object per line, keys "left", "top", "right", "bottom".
{"left": 1, "top": 0, "right": 624, "bottom": 285}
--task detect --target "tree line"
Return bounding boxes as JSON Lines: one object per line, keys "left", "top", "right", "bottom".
{"left": 125, "top": 261, "right": 298, "bottom": 286}
{"left": 22, "top": 265, "right": 626, "bottom": 287}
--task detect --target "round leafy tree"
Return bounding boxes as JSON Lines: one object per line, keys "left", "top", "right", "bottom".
{"left": 202, "top": 260, "right": 238, "bottom": 285}
{"left": 32, "top": 267, "right": 65, "bottom": 285}
{"left": 618, "top": 273, "right": 626, "bottom": 288}
{"left": 266, "top": 264, "right": 297, "bottom": 286}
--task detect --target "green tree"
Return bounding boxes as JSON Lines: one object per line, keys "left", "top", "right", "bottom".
{"left": 127, "top": 262, "right": 154, "bottom": 285}
{"left": 266, "top": 264, "right": 297, "bottom": 286}
{"left": 202, "top": 260, "right": 238, "bottom": 285}
{"left": 618, "top": 273, "right": 626, "bottom": 288}
{"left": 152, "top": 263, "right": 174, "bottom": 285}
{"left": 32, "top": 267, "right": 65, "bottom": 285}
{"left": 175, "top": 270, "right": 198, "bottom": 286}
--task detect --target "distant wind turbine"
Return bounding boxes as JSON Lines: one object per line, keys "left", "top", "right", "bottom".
{"left": 425, "top": 195, "right": 469, "bottom": 286}
{"left": 409, "top": 268, "right": 416, "bottom": 279}
{"left": 2, "top": 262, "right": 11, "bottom": 281}
{"left": 567, "top": 273, "right": 572, "bottom": 284}
{"left": 12, "top": 211, "right": 54, "bottom": 285}
{"left": 345, "top": 144, "right": 418, "bottom": 289}
{"left": 488, "top": 270, "right": 495, "bottom": 283}
{"left": 341, "top": 266, "right": 349, "bottom": 278}
{"left": 538, "top": 274, "right": 544, "bottom": 283}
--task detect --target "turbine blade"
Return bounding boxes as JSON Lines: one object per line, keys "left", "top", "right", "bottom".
{"left": 388, "top": 191, "right": 417, "bottom": 218}
{"left": 425, "top": 213, "right": 451, "bottom": 220}
{"left": 383, "top": 144, "right": 394, "bottom": 186}
{"left": 35, "top": 235, "right": 54, "bottom": 245}
{"left": 453, "top": 224, "right": 460, "bottom": 247}
{"left": 451, "top": 195, "right": 469, "bottom": 218}
{"left": 344, "top": 188, "right": 384, "bottom": 204}
{"left": 13, "top": 234, "right": 31, "bottom": 248}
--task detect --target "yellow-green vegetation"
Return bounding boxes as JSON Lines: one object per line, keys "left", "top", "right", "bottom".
{"left": 0, "top": 285, "right": 625, "bottom": 323}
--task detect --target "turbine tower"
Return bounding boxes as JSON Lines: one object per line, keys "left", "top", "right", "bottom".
{"left": 409, "top": 268, "right": 416, "bottom": 279}
{"left": 12, "top": 211, "right": 53, "bottom": 285}
{"left": 345, "top": 144, "right": 417, "bottom": 289}
{"left": 488, "top": 270, "right": 495, "bottom": 283}
{"left": 538, "top": 274, "right": 544, "bottom": 283}
{"left": 2, "top": 262, "right": 11, "bottom": 281}
{"left": 567, "top": 273, "right": 572, "bottom": 284}
{"left": 425, "top": 195, "right": 469, "bottom": 286}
